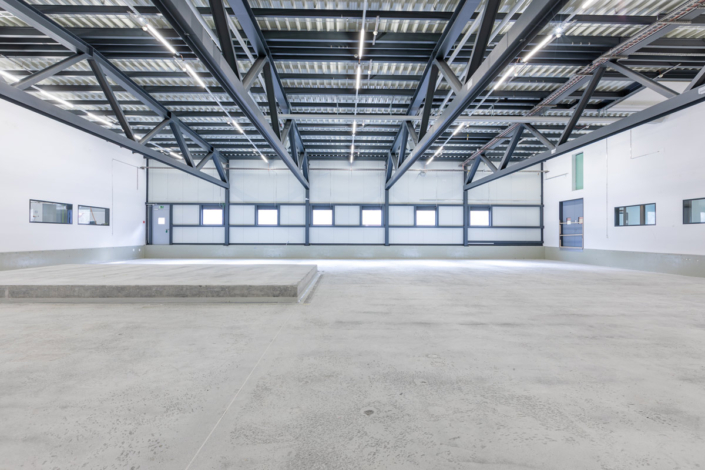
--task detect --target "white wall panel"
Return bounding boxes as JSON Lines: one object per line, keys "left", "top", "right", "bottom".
{"left": 280, "top": 205, "right": 306, "bottom": 225}
{"left": 172, "top": 205, "right": 200, "bottom": 225}
{"left": 230, "top": 205, "right": 255, "bottom": 225}
{"left": 230, "top": 227, "right": 305, "bottom": 244}
{"left": 229, "top": 162, "right": 305, "bottom": 203}
{"left": 335, "top": 206, "right": 360, "bottom": 225}
{"left": 148, "top": 166, "right": 223, "bottom": 203}
{"left": 492, "top": 206, "right": 541, "bottom": 227}
{"left": 468, "top": 228, "right": 542, "bottom": 242}
{"left": 439, "top": 206, "right": 463, "bottom": 226}
{"left": 389, "top": 228, "right": 463, "bottom": 244}
{"left": 309, "top": 163, "right": 385, "bottom": 203}
{"left": 310, "top": 227, "right": 384, "bottom": 244}
{"left": 389, "top": 206, "right": 414, "bottom": 226}
{"left": 467, "top": 169, "right": 541, "bottom": 205}
{"left": 0, "top": 100, "right": 145, "bottom": 253}
{"left": 173, "top": 227, "right": 224, "bottom": 244}
{"left": 390, "top": 163, "right": 463, "bottom": 204}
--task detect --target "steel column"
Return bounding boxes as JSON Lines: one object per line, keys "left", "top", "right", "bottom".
{"left": 462, "top": 189, "right": 468, "bottom": 246}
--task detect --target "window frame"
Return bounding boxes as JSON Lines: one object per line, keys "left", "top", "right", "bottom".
{"left": 29, "top": 199, "right": 73, "bottom": 225}
{"left": 361, "top": 205, "right": 384, "bottom": 227}
{"left": 414, "top": 206, "right": 438, "bottom": 227}
{"left": 77, "top": 205, "right": 110, "bottom": 226}
{"left": 683, "top": 197, "right": 705, "bottom": 225}
{"left": 572, "top": 152, "right": 584, "bottom": 191}
{"left": 469, "top": 205, "right": 492, "bottom": 227}
{"left": 614, "top": 203, "right": 656, "bottom": 227}
{"left": 256, "top": 205, "right": 280, "bottom": 226}
{"left": 311, "top": 205, "right": 334, "bottom": 226}
{"left": 200, "top": 204, "right": 225, "bottom": 226}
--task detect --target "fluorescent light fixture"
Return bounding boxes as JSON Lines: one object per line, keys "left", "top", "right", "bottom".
{"left": 582, "top": 0, "right": 597, "bottom": 9}
{"left": 452, "top": 123, "right": 465, "bottom": 136}
{"left": 86, "top": 112, "right": 113, "bottom": 127}
{"left": 426, "top": 146, "right": 443, "bottom": 165}
{"left": 352, "top": 121, "right": 357, "bottom": 135}
{"left": 554, "top": 25, "right": 564, "bottom": 38}
{"left": 258, "top": 150, "right": 268, "bottom": 163}
{"left": 0, "top": 69, "right": 18, "bottom": 83}
{"left": 183, "top": 63, "right": 206, "bottom": 88}
{"left": 355, "top": 65, "right": 362, "bottom": 90}
{"left": 231, "top": 120, "right": 244, "bottom": 133}
{"left": 38, "top": 89, "right": 74, "bottom": 108}
{"left": 492, "top": 65, "right": 517, "bottom": 91}
{"left": 169, "top": 151, "right": 183, "bottom": 159}
{"left": 522, "top": 34, "right": 554, "bottom": 63}
{"left": 350, "top": 144, "right": 355, "bottom": 163}
{"left": 358, "top": 29, "right": 365, "bottom": 60}
{"left": 144, "top": 23, "right": 177, "bottom": 55}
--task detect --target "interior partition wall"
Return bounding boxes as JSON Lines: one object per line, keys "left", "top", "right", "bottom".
{"left": 147, "top": 159, "right": 543, "bottom": 247}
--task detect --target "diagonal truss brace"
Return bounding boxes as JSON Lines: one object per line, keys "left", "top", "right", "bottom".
{"left": 558, "top": 66, "right": 605, "bottom": 145}
{"left": 604, "top": 61, "right": 678, "bottom": 99}
{"left": 14, "top": 53, "right": 87, "bottom": 90}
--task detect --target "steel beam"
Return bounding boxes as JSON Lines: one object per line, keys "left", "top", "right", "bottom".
{"left": 14, "top": 53, "right": 87, "bottom": 90}
{"left": 406, "top": 122, "right": 419, "bottom": 146}
{"left": 386, "top": 0, "right": 570, "bottom": 189}
{"left": 604, "top": 61, "right": 678, "bottom": 98}
{"left": 685, "top": 64, "right": 705, "bottom": 92}
{"left": 419, "top": 65, "right": 439, "bottom": 140}
{"left": 242, "top": 56, "right": 267, "bottom": 90}
{"left": 468, "top": 0, "right": 502, "bottom": 77}
{"left": 465, "top": 155, "right": 483, "bottom": 185}
{"left": 558, "top": 66, "right": 605, "bottom": 145}
{"left": 466, "top": 82, "right": 705, "bottom": 190}
{"left": 0, "top": 79, "right": 227, "bottom": 188}
{"left": 434, "top": 59, "right": 463, "bottom": 95}
{"left": 263, "top": 61, "right": 280, "bottom": 139}
{"left": 523, "top": 123, "right": 555, "bottom": 150}
{"left": 208, "top": 0, "right": 239, "bottom": 79}
{"left": 88, "top": 58, "right": 134, "bottom": 140}
{"left": 152, "top": 0, "right": 308, "bottom": 188}
{"left": 169, "top": 121, "right": 195, "bottom": 167}
{"left": 196, "top": 150, "right": 215, "bottom": 170}
{"left": 479, "top": 154, "right": 498, "bottom": 173}
{"left": 139, "top": 117, "right": 171, "bottom": 144}
{"left": 498, "top": 124, "right": 524, "bottom": 170}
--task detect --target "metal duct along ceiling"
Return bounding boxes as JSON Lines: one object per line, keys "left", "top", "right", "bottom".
{"left": 0, "top": 0, "right": 704, "bottom": 181}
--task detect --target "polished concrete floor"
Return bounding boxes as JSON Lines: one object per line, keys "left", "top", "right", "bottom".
{"left": 1, "top": 259, "right": 704, "bottom": 469}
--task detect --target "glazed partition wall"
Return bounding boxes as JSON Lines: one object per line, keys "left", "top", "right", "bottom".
{"left": 147, "top": 160, "right": 543, "bottom": 246}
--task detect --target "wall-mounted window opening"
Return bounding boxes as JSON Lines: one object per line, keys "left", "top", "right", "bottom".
{"left": 157, "top": 217, "right": 166, "bottom": 225}
{"left": 312, "top": 207, "right": 333, "bottom": 226}
{"left": 29, "top": 200, "right": 73, "bottom": 224}
{"left": 684, "top": 198, "right": 705, "bottom": 224}
{"left": 78, "top": 205, "right": 110, "bottom": 226}
{"left": 415, "top": 207, "right": 437, "bottom": 226}
{"left": 361, "top": 206, "right": 383, "bottom": 226}
{"left": 615, "top": 203, "right": 656, "bottom": 226}
{"left": 469, "top": 207, "right": 491, "bottom": 226}
{"left": 257, "top": 206, "right": 279, "bottom": 226}
{"left": 201, "top": 205, "right": 223, "bottom": 225}
{"left": 572, "top": 153, "right": 584, "bottom": 191}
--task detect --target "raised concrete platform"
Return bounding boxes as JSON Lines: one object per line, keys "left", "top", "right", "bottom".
{"left": 0, "top": 263, "right": 318, "bottom": 303}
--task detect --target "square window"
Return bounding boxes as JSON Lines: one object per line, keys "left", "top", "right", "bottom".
{"left": 684, "top": 198, "right": 705, "bottom": 224}
{"left": 202, "top": 208, "right": 223, "bottom": 225}
{"left": 257, "top": 208, "right": 278, "bottom": 226}
{"left": 362, "top": 208, "right": 382, "bottom": 226}
{"left": 416, "top": 209, "right": 436, "bottom": 226}
{"left": 470, "top": 209, "right": 490, "bottom": 226}
{"left": 312, "top": 208, "right": 333, "bottom": 226}
{"left": 158, "top": 217, "right": 166, "bottom": 225}
{"left": 78, "top": 205, "right": 109, "bottom": 226}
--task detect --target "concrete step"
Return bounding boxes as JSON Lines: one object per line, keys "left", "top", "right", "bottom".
{"left": 0, "top": 264, "right": 319, "bottom": 303}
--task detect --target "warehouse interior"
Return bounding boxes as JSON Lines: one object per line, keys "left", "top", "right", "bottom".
{"left": 1, "top": 0, "right": 705, "bottom": 468}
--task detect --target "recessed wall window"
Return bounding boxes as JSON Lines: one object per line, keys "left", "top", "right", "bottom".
{"left": 78, "top": 205, "right": 110, "bottom": 226}
{"left": 572, "top": 153, "right": 584, "bottom": 191}
{"left": 684, "top": 198, "right": 705, "bottom": 224}
{"left": 312, "top": 207, "right": 333, "bottom": 226}
{"left": 469, "top": 207, "right": 491, "bottom": 226}
{"left": 415, "top": 208, "right": 436, "bottom": 226}
{"left": 615, "top": 203, "right": 656, "bottom": 226}
{"left": 257, "top": 206, "right": 278, "bottom": 226}
{"left": 361, "top": 207, "right": 383, "bottom": 226}
{"left": 201, "top": 206, "right": 223, "bottom": 225}
{"left": 29, "top": 200, "right": 73, "bottom": 224}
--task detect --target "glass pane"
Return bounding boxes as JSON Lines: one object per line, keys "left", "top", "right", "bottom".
{"left": 416, "top": 210, "right": 436, "bottom": 226}
{"left": 158, "top": 217, "right": 166, "bottom": 225}
{"left": 312, "top": 209, "right": 333, "bottom": 225}
{"left": 644, "top": 204, "right": 656, "bottom": 225}
{"left": 202, "top": 208, "right": 223, "bottom": 225}
{"left": 470, "top": 210, "right": 490, "bottom": 226}
{"left": 78, "top": 206, "right": 109, "bottom": 226}
{"left": 30, "top": 200, "right": 72, "bottom": 224}
{"left": 258, "top": 209, "right": 278, "bottom": 225}
{"left": 362, "top": 209, "right": 382, "bottom": 226}
{"left": 573, "top": 153, "right": 583, "bottom": 191}
{"left": 625, "top": 205, "right": 642, "bottom": 226}
{"left": 685, "top": 198, "right": 705, "bottom": 223}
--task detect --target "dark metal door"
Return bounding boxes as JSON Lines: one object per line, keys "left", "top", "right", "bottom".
{"left": 152, "top": 205, "right": 170, "bottom": 245}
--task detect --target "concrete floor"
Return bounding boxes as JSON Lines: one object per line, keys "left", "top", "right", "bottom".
{"left": 1, "top": 259, "right": 704, "bottom": 469}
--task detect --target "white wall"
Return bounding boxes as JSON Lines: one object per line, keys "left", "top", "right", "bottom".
{"left": 544, "top": 100, "right": 705, "bottom": 256}
{"left": 0, "top": 99, "right": 146, "bottom": 253}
